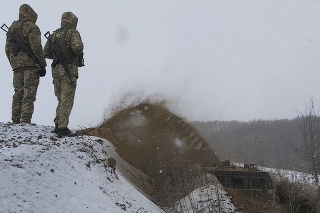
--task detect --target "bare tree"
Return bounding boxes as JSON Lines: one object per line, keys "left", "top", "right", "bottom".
{"left": 295, "top": 98, "right": 320, "bottom": 186}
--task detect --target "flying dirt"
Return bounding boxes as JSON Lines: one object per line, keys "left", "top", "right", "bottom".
{"left": 83, "top": 103, "right": 221, "bottom": 170}
{"left": 81, "top": 102, "right": 273, "bottom": 206}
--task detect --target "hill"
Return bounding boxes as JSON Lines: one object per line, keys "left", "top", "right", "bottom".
{"left": 0, "top": 122, "right": 163, "bottom": 212}
{"left": 0, "top": 122, "right": 236, "bottom": 213}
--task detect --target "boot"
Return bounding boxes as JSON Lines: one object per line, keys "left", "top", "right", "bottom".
{"left": 51, "top": 123, "right": 59, "bottom": 133}
{"left": 12, "top": 120, "right": 20, "bottom": 124}
{"left": 58, "top": 127, "right": 72, "bottom": 137}
{"left": 21, "top": 119, "right": 31, "bottom": 124}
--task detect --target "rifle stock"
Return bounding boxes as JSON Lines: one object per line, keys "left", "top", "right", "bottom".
{"left": 1, "top": 23, "right": 8, "bottom": 32}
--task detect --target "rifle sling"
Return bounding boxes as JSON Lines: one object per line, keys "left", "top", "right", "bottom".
{"left": 10, "top": 20, "right": 29, "bottom": 55}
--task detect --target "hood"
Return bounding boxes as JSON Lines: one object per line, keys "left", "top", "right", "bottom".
{"left": 19, "top": 4, "right": 37, "bottom": 23}
{"left": 61, "top": 12, "right": 78, "bottom": 29}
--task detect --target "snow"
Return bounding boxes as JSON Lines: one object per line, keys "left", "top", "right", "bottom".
{"left": 0, "top": 122, "right": 163, "bottom": 213}
{"left": 165, "top": 183, "right": 236, "bottom": 213}
{"left": 260, "top": 166, "right": 318, "bottom": 186}
{"left": 0, "top": 122, "right": 236, "bottom": 213}
{"left": 233, "top": 162, "right": 319, "bottom": 187}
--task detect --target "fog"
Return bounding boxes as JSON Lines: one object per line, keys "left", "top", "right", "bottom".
{"left": 1, "top": 0, "right": 320, "bottom": 128}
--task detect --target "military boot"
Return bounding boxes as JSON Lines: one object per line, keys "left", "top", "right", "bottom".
{"left": 12, "top": 120, "right": 20, "bottom": 124}
{"left": 20, "top": 119, "right": 31, "bottom": 124}
{"left": 51, "top": 123, "right": 59, "bottom": 133}
{"left": 20, "top": 120, "right": 31, "bottom": 125}
{"left": 57, "top": 127, "right": 72, "bottom": 137}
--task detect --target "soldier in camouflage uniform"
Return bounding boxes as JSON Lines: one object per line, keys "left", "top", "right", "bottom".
{"left": 43, "top": 12, "right": 84, "bottom": 136}
{"left": 5, "top": 4, "right": 47, "bottom": 124}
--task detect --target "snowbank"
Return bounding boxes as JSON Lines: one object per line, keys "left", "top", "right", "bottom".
{"left": 0, "top": 122, "right": 162, "bottom": 213}
{"left": 0, "top": 122, "right": 237, "bottom": 213}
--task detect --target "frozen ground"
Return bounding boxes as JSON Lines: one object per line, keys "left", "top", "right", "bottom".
{"left": 0, "top": 122, "right": 163, "bottom": 213}
{"left": 0, "top": 122, "right": 236, "bottom": 213}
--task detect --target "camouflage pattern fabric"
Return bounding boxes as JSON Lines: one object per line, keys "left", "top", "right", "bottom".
{"left": 12, "top": 67, "right": 39, "bottom": 123}
{"left": 5, "top": 4, "right": 46, "bottom": 70}
{"left": 5, "top": 4, "right": 45, "bottom": 124}
{"left": 53, "top": 73, "right": 76, "bottom": 129}
{"left": 44, "top": 12, "right": 84, "bottom": 129}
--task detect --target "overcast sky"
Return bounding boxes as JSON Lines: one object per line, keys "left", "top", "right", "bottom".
{"left": 1, "top": 0, "right": 320, "bottom": 128}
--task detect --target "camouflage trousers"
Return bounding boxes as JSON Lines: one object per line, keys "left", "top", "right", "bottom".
{"left": 53, "top": 75, "right": 76, "bottom": 129}
{"left": 12, "top": 67, "right": 40, "bottom": 123}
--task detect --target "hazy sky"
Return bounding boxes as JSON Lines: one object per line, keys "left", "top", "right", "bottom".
{"left": 1, "top": 0, "right": 320, "bottom": 128}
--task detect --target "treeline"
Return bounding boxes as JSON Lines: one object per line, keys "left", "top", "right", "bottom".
{"left": 191, "top": 119, "right": 306, "bottom": 171}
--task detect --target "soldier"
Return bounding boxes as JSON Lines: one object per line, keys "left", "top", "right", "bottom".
{"left": 5, "top": 4, "right": 47, "bottom": 124}
{"left": 43, "top": 12, "right": 84, "bottom": 136}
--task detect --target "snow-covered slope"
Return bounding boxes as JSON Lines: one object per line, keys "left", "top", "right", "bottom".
{"left": 0, "top": 122, "right": 237, "bottom": 213}
{"left": 0, "top": 122, "right": 163, "bottom": 213}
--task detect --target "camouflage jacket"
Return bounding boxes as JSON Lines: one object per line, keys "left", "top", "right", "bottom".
{"left": 5, "top": 4, "right": 46, "bottom": 70}
{"left": 44, "top": 12, "right": 84, "bottom": 79}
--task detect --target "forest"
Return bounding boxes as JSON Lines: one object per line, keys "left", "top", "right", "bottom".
{"left": 192, "top": 118, "right": 305, "bottom": 171}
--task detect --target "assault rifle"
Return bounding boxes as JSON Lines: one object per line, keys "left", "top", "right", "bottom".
{"left": 78, "top": 52, "right": 85, "bottom": 67}
{"left": 44, "top": 31, "right": 76, "bottom": 88}
{"left": 1, "top": 23, "right": 42, "bottom": 71}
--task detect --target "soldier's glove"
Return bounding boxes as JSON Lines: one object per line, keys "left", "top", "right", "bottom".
{"left": 38, "top": 68, "right": 46, "bottom": 77}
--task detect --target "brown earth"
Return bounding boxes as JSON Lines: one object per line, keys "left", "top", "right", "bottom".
{"left": 82, "top": 103, "right": 220, "bottom": 175}
{"left": 225, "top": 188, "right": 290, "bottom": 213}
{"left": 79, "top": 102, "right": 293, "bottom": 211}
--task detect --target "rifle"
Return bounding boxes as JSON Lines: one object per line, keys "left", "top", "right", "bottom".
{"left": 44, "top": 31, "right": 76, "bottom": 88}
{"left": 78, "top": 52, "right": 85, "bottom": 67}
{"left": 1, "top": 23, "right": 42, "bottom": 71}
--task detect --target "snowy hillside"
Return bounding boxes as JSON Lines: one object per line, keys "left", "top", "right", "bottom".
{"left": 0, "top": 122, "right": 163, "bottom": 213}
{"left": 0, "top": 122, "right": 236, "bottom": 213}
